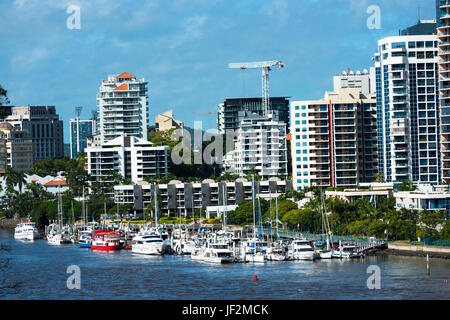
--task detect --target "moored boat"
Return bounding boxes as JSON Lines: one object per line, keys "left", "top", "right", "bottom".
{"left": 14, "top": 222, "right": 40, "bottom": 241}
{"left": 290, "top": 239, "right": 318, "bottom": 261}
{"left": 91, "top": 230, "right": 121, "bottom": 251}
{"left": 78, "top": 230, "right": 92, "bottom": 248}
{"left": 132, "top": 233, "right": 166, "bottom": 255}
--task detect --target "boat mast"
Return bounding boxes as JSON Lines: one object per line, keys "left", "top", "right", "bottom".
{"left": 269, "top": 193, "right": 272, "bottom": 244}
{"left": 82, "top": 186, "right": 86, "bottom": 226}
{"left": 252, "top": 175, "right": 256, "bottom": 239}
{"left": 154, "top": 183, "right": 158, "bottom": 227}
{"left": 275, "top": 196, "right": 279, "bottom": 240}
{"left": 222, "top": 185, "right": 227, "bottom": 230}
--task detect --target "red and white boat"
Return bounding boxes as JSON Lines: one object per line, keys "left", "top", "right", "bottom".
{"left": 91, "top": 230, "right": 121, "bottom": 251}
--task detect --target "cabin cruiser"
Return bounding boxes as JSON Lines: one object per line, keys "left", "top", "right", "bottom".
{"left": 241, "top": 238, "right": 266, "bottom": 263}
{"left": 14, "top": 222, "right": 40, "bottom": 241}
{"left": 91, "top": 230, "right": 121, "bottom": 251}
{"left": 191, "top": 243, "right": 235, "bottom": 264}
{"left": 132, "top": 233, "right": 167, "bottom": 255}
{"left": 290, "top": 239, "right": 317, "bottom": 260}
{"left": 78, "top": 230, "right": 92, "bottom": 248}
{"left": 332, "top": 245, "right": 363, "bottom": 259}
{"left": 172, "top": 238, "right": 197, "bottom": 255}
{"left": 265, "top": 244, "right": 286, "bottom": 261}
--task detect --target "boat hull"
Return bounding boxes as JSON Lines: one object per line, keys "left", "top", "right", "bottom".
{"left": 14, "top": 232, "right": 40, "bottom": 241}
{"left": 245, "top": 254, "right": 265, "bottom": 263}
{"left": 91, "top": 245, "right": 121, "bottom": 251}
{"left": 132, "top": 244, "right": 165, "bottom": 255}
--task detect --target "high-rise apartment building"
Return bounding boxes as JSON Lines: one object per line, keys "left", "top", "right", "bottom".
{"left": 224, "top": 112, "right": 288, "bottom": 180}
{"left": 70, "top": 119, "right": 94, "bottom": 158}
{"left": 97, "top": 72, "right": 148, "bottom": 144}
{"left": 437, "top": 0, "right": 450, "bottom": 183}
{"left": 86, "top": 135, "right": 168, "bottom": 185}
{"left": 5, "top": 106, "right": 64, "bottom": 162}
{"left": 0, "top": 122, "right": 33, "bottom": 171}
{"left": 374, "top": 25, "right": 440, "bottom": 184}
{"left": 290, "top": 88, "right": 378, "bottom": 191}
{"left": 218, "top": 97, "right": 290, "bottom": 135}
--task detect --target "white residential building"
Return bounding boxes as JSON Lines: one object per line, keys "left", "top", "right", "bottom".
{"left": 86, "top": 135, "right": 168, "bottom": 184}
{"left": 224, "top": 112, "right": 288, "bottom": 180}
{"left": 97, "top": 72, "right": 148, "bottom": 144}
{"left": 394, "top": 184, "right": 450, "bottom": 218}
{"left": 374, "top": 27, "right": 440, "bottom": 184}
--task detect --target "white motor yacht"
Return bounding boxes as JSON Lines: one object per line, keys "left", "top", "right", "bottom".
{"left": 265, "top": 246, "right": 286, "bottom": 261}
{"left": 14, "top": 222, "right": 40, "bottom": 241}
{"left": 290, "top": 239, "right": 317, "bottom": 260}
{"left": 191, "top": 243, "right": 234, "bottom": 263}
{"left": 132, "top": 233, "right": 166, "bottom": 255}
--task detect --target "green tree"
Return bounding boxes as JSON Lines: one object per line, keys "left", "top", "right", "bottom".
{"left": 440, "top": 220, "right": 450, "bottom": 240}
{"left": 0, "top": 84, "right": 10, "bottom": 106}
{"left": 417, "top": 210, "right": 445, "bottom": 240}
{"left": 398, "top": 180, "right": 416, "bottom": 192}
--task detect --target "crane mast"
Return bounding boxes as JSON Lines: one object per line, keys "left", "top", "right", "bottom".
{"left": 228, "top": 60, "right": 285, "bottom": 116}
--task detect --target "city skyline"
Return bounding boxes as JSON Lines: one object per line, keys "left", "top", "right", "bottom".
{"left": 0, "top": 0, "right": 436, "bottom": 143}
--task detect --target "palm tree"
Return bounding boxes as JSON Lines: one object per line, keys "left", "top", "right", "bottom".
{"left": 5, "top": 167, "right": 27, "bottom": 193}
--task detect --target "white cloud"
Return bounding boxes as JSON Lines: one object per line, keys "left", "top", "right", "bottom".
{"left": 168, "top": 15, "right": 209, "bottom": 49}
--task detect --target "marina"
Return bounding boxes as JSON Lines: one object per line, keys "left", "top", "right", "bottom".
{"left": 1, "top": 228, "right": 449, "bottom": 300}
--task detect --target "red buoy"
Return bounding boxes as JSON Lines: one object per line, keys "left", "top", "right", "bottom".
{"left": 253, "top": 275, "right": 258, "bottom": 281}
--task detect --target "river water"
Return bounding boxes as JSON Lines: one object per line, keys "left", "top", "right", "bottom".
{"left": 0, "top": 229, "right": 449, "bottom": 300}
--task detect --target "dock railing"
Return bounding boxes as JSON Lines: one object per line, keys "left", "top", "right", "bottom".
{"left": 260, "top": 227, "right": 387, "bottom": 247}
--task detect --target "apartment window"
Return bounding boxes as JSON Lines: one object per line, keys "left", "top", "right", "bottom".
{"left": 302, "top": 106, "right": 306, "bottom": 110}
{"left": 302, "top": 113, "right": 307, "bottom": 117}
{"left": 417, "top": 41, "right": 424, "bottom": 48}
{"left": 392, "top": 42, "right": 406, "bottom": 49}
{"left": 295, "top": 113, "right": 300, "bottom": 117}
{"left": 295, "top": 106, "right": 300, "bottom": 110}
{"left": 408, "top": 41, "right": 416, "bottom": 48}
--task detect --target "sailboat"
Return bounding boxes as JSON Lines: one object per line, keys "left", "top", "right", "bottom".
{"left": 47, "top": 191, "right": 71, "bottom": 245}
{"left": 244, "top": 175, "right": 265, "bottom": 263}
{"left": 318, "top": 189, "right": 333, "bottom": 259}
{"left": 132, "top": 185, "right": 167, "bottom": 255}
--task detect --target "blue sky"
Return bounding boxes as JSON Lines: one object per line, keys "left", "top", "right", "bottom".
{"left": 0, "top": 0, "right": 437, "bottom": 143}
